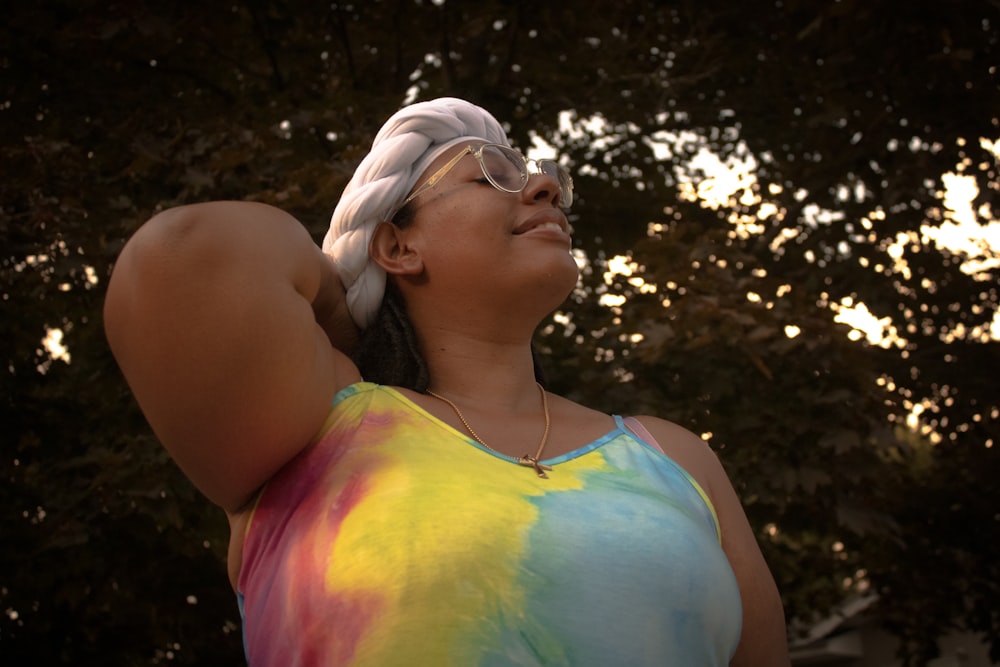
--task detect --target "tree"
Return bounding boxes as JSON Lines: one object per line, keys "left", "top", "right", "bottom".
{"left": 2, "top": 1, "right": 997, "bottom": 664}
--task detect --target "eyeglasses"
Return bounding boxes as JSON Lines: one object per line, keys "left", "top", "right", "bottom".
{"left": 398, "top": 143, "right": 574, "bottom": 212}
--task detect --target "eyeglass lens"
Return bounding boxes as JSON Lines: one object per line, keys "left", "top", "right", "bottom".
{"left": 479, "top": 145, "right": 573, "bottom": 208}
{"left": 480, "top": 146, "right": 526, "bottom": 191}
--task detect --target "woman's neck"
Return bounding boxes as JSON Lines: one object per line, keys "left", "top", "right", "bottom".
{"left": 418, "top": 328, "right": 540, "bottom": 406}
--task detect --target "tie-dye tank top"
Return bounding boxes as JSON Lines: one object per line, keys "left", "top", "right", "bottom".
{"left": 238, "top": 382, "right": 741, "bottom": 666}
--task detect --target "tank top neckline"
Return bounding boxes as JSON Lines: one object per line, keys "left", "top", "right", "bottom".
{"left": 336, "top": 381, "right": 641, "bottom": 468}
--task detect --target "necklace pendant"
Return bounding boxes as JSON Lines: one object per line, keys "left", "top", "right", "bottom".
{"left": 518, "top": 455, "right": 552, "bottom": 479}
{"left": 428, "top": 383, "right": 552, "bottom": 479}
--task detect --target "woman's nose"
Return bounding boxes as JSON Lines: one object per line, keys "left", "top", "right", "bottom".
{"left": 522, "top": 171, "right": 563, "bottom": 207}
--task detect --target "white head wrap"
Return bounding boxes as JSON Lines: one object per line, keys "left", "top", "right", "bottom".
{"left": 323, "top": 97, "right": 510, "bottom": 329}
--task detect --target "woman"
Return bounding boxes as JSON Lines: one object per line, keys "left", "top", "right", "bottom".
{"left": 105, "top": 98, "right": 790, "bottom": 666}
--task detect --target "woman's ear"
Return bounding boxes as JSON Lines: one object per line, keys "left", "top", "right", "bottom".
{"left": 369, "top": 221, "right": 424, "bottom": 275}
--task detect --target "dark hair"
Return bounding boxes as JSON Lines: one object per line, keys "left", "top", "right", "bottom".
{"left": 352, "top": 280, "right": 430, "bottom": 391}
{"left": 352, "top": 202, "right": 547, "bottom": 391}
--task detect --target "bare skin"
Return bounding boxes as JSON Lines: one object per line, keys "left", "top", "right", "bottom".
{"left": 105, "top": 145, "right": 790, "bottom": 666}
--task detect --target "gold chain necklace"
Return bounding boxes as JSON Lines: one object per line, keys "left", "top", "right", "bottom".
{"left": 427, "top": 382, "right": 553, "bottom": 478}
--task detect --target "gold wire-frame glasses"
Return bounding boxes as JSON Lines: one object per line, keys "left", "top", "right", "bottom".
{"left": 397, "top": 143, "right": 574, "bottom": 213}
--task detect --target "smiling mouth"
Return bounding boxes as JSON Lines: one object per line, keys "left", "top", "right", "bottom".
{"left": 525, "top": 222, "right": 566, "bottom": 234}
{"left": 514, "top": 214, "right": 570, "bottom": 235}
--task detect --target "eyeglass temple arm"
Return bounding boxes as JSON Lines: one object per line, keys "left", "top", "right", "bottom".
{"left": 399, "top": 147, "right": 472, "bottom": 208}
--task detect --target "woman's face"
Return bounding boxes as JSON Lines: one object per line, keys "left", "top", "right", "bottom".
{"left": 399, "top": 141, "right": 579, "bottom": 306}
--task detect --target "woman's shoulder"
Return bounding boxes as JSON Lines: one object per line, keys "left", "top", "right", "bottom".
{"left": 623, "top": 415, "right": 725, "bottom": 498}
{"left": 550, "top": 398, "right": 714, "bottom": 462}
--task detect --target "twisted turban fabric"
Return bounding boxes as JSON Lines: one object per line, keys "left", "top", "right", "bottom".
{"left": 323, "top": 97, "right": 510, "bottom": 329}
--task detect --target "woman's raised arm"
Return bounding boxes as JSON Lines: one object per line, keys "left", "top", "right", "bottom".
{"left": 104, "top": 201, "right": 361, "bottom": 512}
